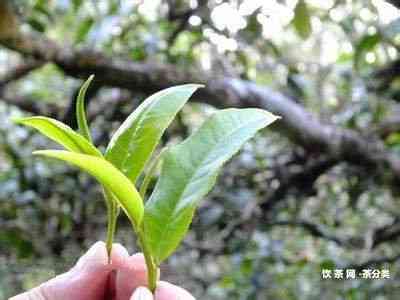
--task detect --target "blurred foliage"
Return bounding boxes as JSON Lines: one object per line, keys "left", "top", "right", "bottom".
{"left": 1, "top": 0, "right": 400, "bottom": 299}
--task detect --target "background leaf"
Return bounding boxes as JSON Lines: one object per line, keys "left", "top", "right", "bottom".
{"left": 72, "top": 0, "right": 83, "bottom": 11}
{"left": 14, "top": 117, "right": 101, "bottom": 157}
{"left": 75, "top": 17, "right": 94, "bottom": 44}
{"left": 354, "top": 33, "right": 381, "bottom": 70}
{"left": 34, "top": 150, "right": 144, "bottom": 227}
{"left": 292, "top": 0, "right": 312, "bottom": 39}
{"left": 105, "top": 84, "right": 203, "bottom": 183}
{"left": 143, "top": 108, "right": 279, "bottom": 263}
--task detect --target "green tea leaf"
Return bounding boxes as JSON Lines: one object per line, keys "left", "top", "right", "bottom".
{"left": 34, "top": 150, "right": 144, "bottom": 227}
{"left": 76, "top": 75, "right": 94, "bottom": 142}
{"left": 292, "top": 0, "right": 312, "bottom": 39}
{"left": 105, "top": 84, "right": 203, "bottom": 183}
{"left": 14, "top": 116, "right": 101, "bottom": 157}
{"left": 143, "top": 108, "right": 279, "bottom": 263}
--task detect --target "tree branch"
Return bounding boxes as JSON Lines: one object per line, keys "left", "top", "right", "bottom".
{"left": 267, "top": 219, "right": 344, "bottom": 246}
{"left": 0, "top": 93, "right": 59, "bottom": 117}
{"left": 345, "top": 253, "right": 400, "bottom": 271}
{"left": 372, "top": 217, "right": 400, "bottom": 248}
{"left": 261, "top": 155, "right": 338, "bottom": 213}
{"left": 0, "top": 60, "right": 44, "bottom": 88}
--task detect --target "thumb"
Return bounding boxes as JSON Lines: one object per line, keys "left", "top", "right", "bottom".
{"left": 10, "top": 241, "right": 111, "bottom": 300}
{"left": 130, "top": 287, "right": 154, "bottom": 300}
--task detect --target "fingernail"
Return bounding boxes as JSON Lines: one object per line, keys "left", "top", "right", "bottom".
{"left": 110, "top": 243, "right": 129, "bottom": 267}
{"left": 112, "top": 243, "right": 129, "bottom": 258}
{"left": 131, "top": 286, "right": 153, "bottom": 300}
{"left": 75, "top": 241, "right": 107, "bottom": 269}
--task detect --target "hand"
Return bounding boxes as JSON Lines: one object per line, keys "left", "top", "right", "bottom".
{"left": 10, "top": 241, "right": 195, "bottom": 300}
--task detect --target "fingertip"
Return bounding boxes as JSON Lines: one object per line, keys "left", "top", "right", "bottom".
{"left": 130, "top": 253, "right": 145, "bottom": 262}
{"left": 123, "top": 253, "right": 147, "bottom": 272}
{"left": 110, "top": 243, "right": 129, "bottom": 267}
{"left": 75, "top": 241, "right": 108, "bottom": 271}
{"left": 130, "top": 286, "right": 154, "bottom": 300}
{"left": 155, "top": 281, "right": 195, "bottom": 300}
{"left": 124, "top": 253, "right": 160, "bottom": 279}
{"left": 114, "top": 253, "right": 148, "bottom": 299}
{"left": 113, "top": 243, "right": 129, "bottom": 257}
{"left": 91, "top": 240, "right": 107, "bottom": 249}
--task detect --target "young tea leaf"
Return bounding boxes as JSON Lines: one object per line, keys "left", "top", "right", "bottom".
{"left": 143, "top": 108, "right": 279, "bottom": 263}
{"left": 14, "top": 116, "right": 101, "bottom": 157}
{"left": 76, "top": 75, "right": 94, "bottom": 142}
{"left": 34, "top": 150, "right": 144, "bottom": 227}
{"left": 105, "top": 84, "right": 203, "bottom": 183}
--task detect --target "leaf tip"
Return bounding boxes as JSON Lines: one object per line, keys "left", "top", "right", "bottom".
{"left": 248, "top": 108, "right": 281, "bottom": 124}
{"left": 11, "top": 117, "right": 25, "bottom": 125}
{"left": 32, "top": 149, "right": 60, "bottom": 158}
{"left": 195, "top": 83, "right": 205, "bottom": 89}
{"left": 270, "top": 113, "right": 281, "bottom": 121}
{"left": 263, "top": 111, "right": 281, "bottom": 127}
{"left": 12, "top": 116, "right": 43, "bottom": 126}
{"left": 87, "top": 74, "right": 95, "bottom": 82}
{"left": 32, "top": 150, "right": 47, "bottom": 156}
{"left": 183, "top": 83, "right": 205, "bottom": 90}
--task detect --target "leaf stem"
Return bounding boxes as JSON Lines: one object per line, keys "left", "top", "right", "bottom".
{"left": 137, "top": 229, "right": 158, "bottom": 293}
{"left": 104, "top": 187, "right": 119, "bottom": 259}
